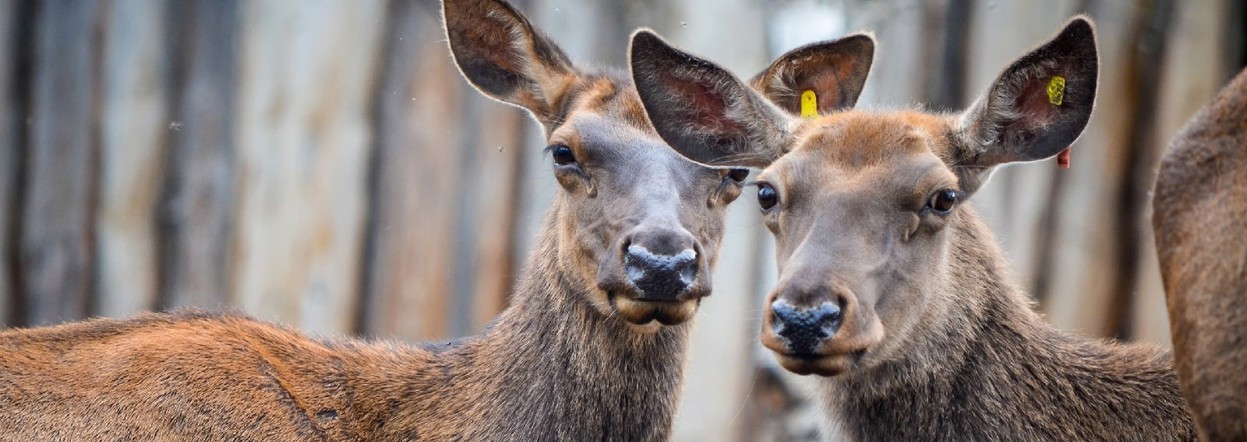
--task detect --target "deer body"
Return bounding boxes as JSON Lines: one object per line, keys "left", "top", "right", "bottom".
{"left": 0, "top": 231, "right": 685, "bottom": 441}
{"left": 631, "top": 18, "right": 1196, "bottom": 441}
{"left": 1153, "top": 67, "right": 1247, "bottom": 440}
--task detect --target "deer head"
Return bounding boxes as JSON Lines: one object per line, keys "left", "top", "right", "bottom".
{"left": 443, "top": 0, "right": 874, "bottom": 327}
{"left": 632, "top": 19, "right": 1097, "bottom": 372}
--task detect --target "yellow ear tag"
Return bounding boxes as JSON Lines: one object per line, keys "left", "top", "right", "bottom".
{"left": 1047, "top": 76, "right": 1066, "bottom": 106}
{"left": 800, "top": 90, "right": 818, "bottom": 118}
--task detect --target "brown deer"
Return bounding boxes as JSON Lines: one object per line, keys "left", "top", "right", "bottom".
{"left": 1153, "top": 67, "right": 1247, "bottom": 441}
{"left": 632, "top": 18, "right": 1197, "bottom": 440}
{"left": 0, "top": 0, "right": 876, "bottom": 440}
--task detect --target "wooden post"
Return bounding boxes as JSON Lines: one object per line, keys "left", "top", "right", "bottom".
{"left": 232, "top": 0, "right": 384, "bottom": 335}
{"left": 460, "top": 101, "right": 526, "bottom": 333}
{"left": 95, "top": 0, "right": 170, "bottom": 318}
{"left": 0, "top": 0, "right": 19, "bottom": 326}
{"left": 1104, "top": 0, "right": 1175, "bottom": 340}
{"left": 20, "top": 0, "right": 100, "bottom": 325}
{"left": 358, "top": 0, "right": 466, "bottom": 340}
{"left": 156, "top": 0, "right": 239, "bottom": 310}
{"left": 1132, "top": 0, "right": 1233, "bottom": 343}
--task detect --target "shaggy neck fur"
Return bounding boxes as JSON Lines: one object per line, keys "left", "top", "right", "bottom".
{"left": 819, "top": 207, "right": 1194, "bottom": 441}
{"left": 357, "top": 203, "right": 690, "bottom": 441}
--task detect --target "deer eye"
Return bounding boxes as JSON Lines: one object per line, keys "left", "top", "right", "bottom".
{"left": 549, "top": 145, "right": 576, "bottom": 166}
{"left": 926, "top": 188, "right": 962, "bottom": 215}
{"left": 726, "top": 168, "right": 749, "bottom": 182}
{"left": 757, "top": 183, "right": 779, "bottom": 211}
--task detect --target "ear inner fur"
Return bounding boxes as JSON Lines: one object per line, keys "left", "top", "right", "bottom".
{"left": 750, "top": 34, "right": 877, "bottom": 116}
{"left": 442, "top": 0, "right": 576, "bottom": 123}
{"left": 629, "top": 29, "right": 792, "bottom": 168}
{"left": 957, "top": 16, "right": 1097, "bottom": 171}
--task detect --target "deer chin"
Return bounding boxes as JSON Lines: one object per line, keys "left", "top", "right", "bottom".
{"left": 610, "top": 295, "right": 699, "bottom": 326}
{"left": 596, "top": 263, "right": 709, "bottom": 326}
{"left": 771, "top": 352, "right": 859, "bottom": 377}
{"left": 760, "top": 330, "right": 873, "bottom": 377}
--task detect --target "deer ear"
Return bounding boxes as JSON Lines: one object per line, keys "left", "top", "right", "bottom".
{"left": 629, "top": 30, "right": 792, "bottom": 168}
{"left": 955, "top": 16, "right": 1098, "bottom": 191}
{"left": 750, "top": 34, "right": 875, "bottom": 116}
{"left": 442, "top": 0, "right": 575, "bottom": 123}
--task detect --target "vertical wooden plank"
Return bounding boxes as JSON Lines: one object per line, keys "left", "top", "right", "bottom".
{"left": 232, "top": 0, "right": 384, "bottom": 335}
{"left": 0, "top": 0, "right": 18, "bottom": 326}
{"left": 1102, "top": 0, "right": 1175, "bottom": 340}
{"left": 157, "top": 0, "right": 238, "bottom": 310}
{"left": 1133, "top": 0, "right": 1232, "bottom": 343}
{"left": 848, "top": 2, "right": 929, "bottom": 106}
{"left": 95, "top": 0, "right": 168, "bottom": 318}
{"left": 920, "top": 0, "right": 973, "bottom": 111}
{"left": 359, "top": 0, "right": 465, "bottom": 340}
{"left": 20, "top": 0, "right": 100, "bottom": 325}
{"left": 461, "top": 104, "right": 526, "bottom": 332}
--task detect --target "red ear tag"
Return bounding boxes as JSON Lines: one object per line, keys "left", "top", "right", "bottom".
{"left": 1056, "top": 147, "right": 1071, "bottom": 169}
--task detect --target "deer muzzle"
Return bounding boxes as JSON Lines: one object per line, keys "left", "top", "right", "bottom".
{"left": 760, "top": 282, "right": 880, "bottom": 376}
{"left": 597, "top": 226, "right": 709, "bottom": 326}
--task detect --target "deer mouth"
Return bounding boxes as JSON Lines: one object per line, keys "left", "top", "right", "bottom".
{"left": 770, "top": 351, "right": 861, "bottom": 376}
{"left": 610, "top": 294, "right": 700, "bottom": 325}
{"left": 761, "top": 329, "right": 870, "bottom": 377}
{"left": 596, "top": 242, "right": 710, "bottom": 326}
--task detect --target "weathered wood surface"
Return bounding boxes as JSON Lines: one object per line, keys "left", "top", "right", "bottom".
{"left": 20, "top": 0, "right": 99, "bottom": 325}
{"left": 232, "top": 0, "right": 385, "bottom": 335}
{"left": 360, "top": 0, "right": 468, "bottom": 340}
{"left": 1132, "top": 0, "right": 1236, "bottom": 344}
{"left": 96, "top": 0, "right": 169, "bottom": 318}
{"left": 459, "top": 101, "right": 526, "bottom": 333}
{"left": 156, "top": 0, "right": 239, "bottom": 310}
{"left": 0, "top": 0, "right": 19, "bottom": 326}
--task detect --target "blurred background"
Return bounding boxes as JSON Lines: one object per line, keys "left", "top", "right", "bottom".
{"left": 0, "top": 0, "right": 1242, "bottom": 440}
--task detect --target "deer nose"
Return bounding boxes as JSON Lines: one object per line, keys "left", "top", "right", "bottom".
{"left": 623, "top": 231, "right": 698, "bottom": 301}
{"left": 770, "top": 299, "right": 842, "bottom": 354}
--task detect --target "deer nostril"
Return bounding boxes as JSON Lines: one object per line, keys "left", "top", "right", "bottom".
{"left": 770, "top": 299, "right": 842, "bottom": 354}
{"left": 624, "top": 244, "right": 697, "bottom": 300}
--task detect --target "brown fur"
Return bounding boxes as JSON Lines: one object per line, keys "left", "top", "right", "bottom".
{"left": 0, "top": 234, "right": 690, "bottom": 441}
{"left": 0, "top": 1, "right": 880, "bottom": 439}
{"left": 1153, "top": 67, "right": 1247, "bottom": 441}
{"left": 634, "top": 18, "right": 1196, "bottom": 441}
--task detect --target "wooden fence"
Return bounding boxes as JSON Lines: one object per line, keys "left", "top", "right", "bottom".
{"left": 0, "top": 0, "right": 1242, "bottom": 440}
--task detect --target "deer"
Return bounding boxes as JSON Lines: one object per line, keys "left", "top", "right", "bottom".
{"left": 0, "top": 0, "right": 878, "bottom": 440}
{"left": 630, "top": 17, "right": 1198, "bottom": 441}
{"left": 1153, "top": 67, "right": 1247, "bottom": 441}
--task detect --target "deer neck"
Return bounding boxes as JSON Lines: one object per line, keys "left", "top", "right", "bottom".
{"left": 494, "top": 200, "right": 692, "bottom": 351}
{"left": 378, "top": 203, "right": 692, "bottom": 440}
{"left": 817, "top": 206, "right": 1188, "bottom": 440}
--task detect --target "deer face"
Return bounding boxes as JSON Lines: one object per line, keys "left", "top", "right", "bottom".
{"left": 751, "top": 112, "right": 964, "bottom": 375}
{"left": 633, "top": 19, "right": 1097, "bottom": 373}
{"left": 443, "top": 0, "right": 746, "bottom": 326}
{"left": 543, "top": 77, "right": 745, "bottom": 326}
